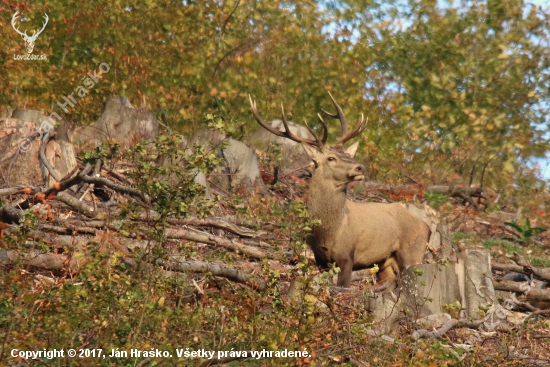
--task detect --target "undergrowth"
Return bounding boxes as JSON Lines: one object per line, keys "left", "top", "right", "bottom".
{"left": 1, "top": 128, "right": 548, "bottom": 366}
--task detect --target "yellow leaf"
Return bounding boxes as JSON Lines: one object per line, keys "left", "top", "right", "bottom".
{"left": 304, "top": 295, "right": 317, "bottom": 304}
{"left": 503, "top": 161, "right": 515, "bottom": 173}
{"left": 527, "top": 91, "right": 535, "bottom": 97}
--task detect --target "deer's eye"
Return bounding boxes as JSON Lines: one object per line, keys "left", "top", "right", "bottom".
{"left": 327, "top": 157, "right": 336, "bottom": 162}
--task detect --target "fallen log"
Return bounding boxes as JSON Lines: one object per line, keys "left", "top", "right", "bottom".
{"left": 164, "top": 228, "right": 272, "bottom": 260}
{"left": 0, "top": 249, "right": 80, "bottom": 270}
{"left": 413, "top": 318, "right": 511, "bottom": 340}
{"left": 0, "top": 248, "right": 265, "bottom": 291}
{"left": 0, "top": 186, "right": 40, "bottom": 196}
{"left": 153, "top": 258, "right": 266, "bottom": 291}
{"left": 80, "top": 174, "right": 149, "bottom": 203}
{"left": 49, "top": 218, "right": 273, "bottom": 259}
{"left": 494, "top": 280, "right": 550, "bottom": 302}
{"left": 136, "top": 213, "right": 265, "bottom": 238}
{"left": 0, "top": 203, "right": 25, "bottom": 224}
{"left": 492, "top": 262, "right": 550, "bottom": 282}
{"left": 56, "top": 192, "right": 96, "bottom": 218}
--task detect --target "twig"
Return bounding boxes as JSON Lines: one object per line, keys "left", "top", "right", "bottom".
{"left": 105, "top": 169, "right": 134, "bottom": 185}
{"left": 135, "top": 358, "right": 152, "bottom": 367}
{"left": 42, "top": 164, "right": 93, "bottom": 197}
{"left": 197, "top": 356, "right": 246, "bottom": 367}
{"left": 280, "top": 164, "right": 313, "bottom": 179}
{"left": 59, "top": 165, "right": 80, "bottom": 182}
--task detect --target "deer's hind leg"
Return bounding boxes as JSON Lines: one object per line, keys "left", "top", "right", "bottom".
{"left": 377, "top": 256, "right": 399, "bottom": 283}
{"left": 397, "top": 225, "right": 429, "bottom": 269}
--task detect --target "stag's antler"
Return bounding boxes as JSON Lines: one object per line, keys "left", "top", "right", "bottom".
{"left": 249, "top": 95, "right": 327, "bottom": 148}
{"left": 321, "top": 91, "right": 367, "bottom": 145}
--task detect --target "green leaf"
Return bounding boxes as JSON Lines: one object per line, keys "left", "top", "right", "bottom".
{"left": 504, "top": 222, "right": 522, "bottom": 232}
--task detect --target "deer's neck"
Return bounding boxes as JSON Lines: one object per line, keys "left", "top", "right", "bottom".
{"left": 306, "top": 174, "right": 347, "bottom": 236}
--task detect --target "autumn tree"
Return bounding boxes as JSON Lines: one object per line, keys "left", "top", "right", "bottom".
{"left": 2, "top": 0, "right": 549, "bottom": 195}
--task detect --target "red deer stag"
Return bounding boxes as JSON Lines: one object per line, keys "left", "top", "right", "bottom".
{"left": 249, "top": 92, "right": 429, "bottom": 287}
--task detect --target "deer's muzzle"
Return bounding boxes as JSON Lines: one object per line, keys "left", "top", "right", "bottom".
{"left": 349, "top": 164, "right": 365, "bottom": 181}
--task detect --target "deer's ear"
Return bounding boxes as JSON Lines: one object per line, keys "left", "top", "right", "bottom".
{"left": 301, "top": 143, "right": 321, "bottom": 163}
{"left": 345, "top": 142, "right": 359, "bottom": 158}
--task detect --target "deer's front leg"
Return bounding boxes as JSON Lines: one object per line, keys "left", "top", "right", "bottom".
{"left": 335, "top": 254, "right": 354, "bottom": 287}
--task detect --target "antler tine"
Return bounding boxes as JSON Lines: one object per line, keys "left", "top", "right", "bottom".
{"left": 249, "top": 95, "right": 287, "bottom": 139}
{"left": 303, "top": 119, "right": 324, "bottom": 147}
{"left": 316, "top": 113, "right": 328, "bottom": 145}
{"left": 338, "top": 115, "right": 368, "bottom": 145}
{"left": 249, "top": 95, "right": 323, "bottom": 147}
{"left": 279, "top": 104, "right": 324, "bottom": 147}
{"left": 321, "top": 91, "right": 348, "bottom": 139}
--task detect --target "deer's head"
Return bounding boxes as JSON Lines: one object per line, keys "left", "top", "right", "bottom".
{"left": 11, "top": 10, "right": 49, "bottom": 54}
{"left": 249, "top": 91, "right": 367, "bottom": 190}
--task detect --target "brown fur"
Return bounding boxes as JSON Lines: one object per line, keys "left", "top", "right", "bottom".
{"left": 302, "top": 143, "right": 429, "bottom": 287}
{"left": 250, "top": 92, "right": 429, "bottom": 288}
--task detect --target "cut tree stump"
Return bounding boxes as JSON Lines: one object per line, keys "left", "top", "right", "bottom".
{"left": 190, "top": 129, "right": 266, "bottom": 192}
{"left": 72, "top": 95, "right": 158, "bottom": 148}
{"left": 0, "top": 110, "right": 77, "bottom": 188}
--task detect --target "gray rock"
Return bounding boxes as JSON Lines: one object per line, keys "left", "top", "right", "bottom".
{"left": 191, "top": 129, "right": 264, "bottom": 192}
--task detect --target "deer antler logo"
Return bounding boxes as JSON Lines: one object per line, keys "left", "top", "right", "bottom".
{"left": 11, "top": 10, "right": 49, "bottom": 54}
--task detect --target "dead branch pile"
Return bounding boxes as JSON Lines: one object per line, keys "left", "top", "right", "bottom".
{"left": 0, "top": 159, "right": 290, "bottom": 292}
